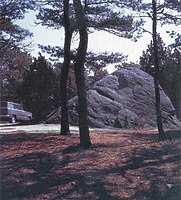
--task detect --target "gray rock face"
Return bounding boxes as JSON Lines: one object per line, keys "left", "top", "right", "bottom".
{"left": 46, "top": 67, "right": 180, "bottom": 129}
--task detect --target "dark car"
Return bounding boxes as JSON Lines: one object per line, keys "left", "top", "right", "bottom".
{"left": 0, "top": 101, "right": 32, "bottom": 123}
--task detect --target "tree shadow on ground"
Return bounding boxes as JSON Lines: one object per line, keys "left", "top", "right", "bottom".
{"left": 0, "top": 129, "right": 180, "bottom": 200}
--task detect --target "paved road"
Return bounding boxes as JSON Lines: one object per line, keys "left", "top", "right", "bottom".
{"left": 0, "top": 123, "right": 160, "bottom": 134}
{"left": 0, "top": 123, "right": 81, "bottom": 134}
{"left": 0, "top": 123, "right": 122, "bottom": 134}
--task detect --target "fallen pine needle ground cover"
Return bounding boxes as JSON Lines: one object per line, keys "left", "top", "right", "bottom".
{"left": 0, "top": 128, "right": 180, "bottom": 200}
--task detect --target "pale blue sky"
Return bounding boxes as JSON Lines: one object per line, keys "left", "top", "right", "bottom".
{"left": 17, "top": 10, "right": 178, "bottom": 72}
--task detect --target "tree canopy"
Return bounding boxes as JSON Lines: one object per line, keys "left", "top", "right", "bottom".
{"left": 0, "top": 0, "right": 34, "bottom": 101}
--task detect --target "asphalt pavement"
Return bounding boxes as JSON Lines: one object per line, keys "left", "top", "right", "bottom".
{"left": 0, "top": 123, "right": 80, "bottom": 134}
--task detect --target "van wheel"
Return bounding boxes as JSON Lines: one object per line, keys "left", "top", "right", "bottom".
{"left": 11, "top": 115, "right": 16, "bottom": 123}
{"left": 28, "top": 116, "right": 31, "bottom": 120}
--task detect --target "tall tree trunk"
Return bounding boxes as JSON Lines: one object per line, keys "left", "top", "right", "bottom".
{"left": 60, "top": 0, "right": 72, "bottom": 135}
{"left": 152, "top": 0, "right": 165, "bottom": 141}
{"left": 176, "top": 79, "right": 181, "bottom": 119}
{"left": 73, "top": 0, "right": 92, "bottom": 148}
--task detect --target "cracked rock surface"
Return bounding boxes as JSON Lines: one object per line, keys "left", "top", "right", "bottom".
{"left": 46, "top": 67, "right": 180, "bottom": 129}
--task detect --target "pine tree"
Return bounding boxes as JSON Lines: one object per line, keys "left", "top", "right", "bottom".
{"left": 140, "top": 35, "right": 181, "bottom": 120}
{"left": 36, "top": 0, "right": 144, "bottom": 144}
{"left": 152, "top": 0, "right": 164, "bottom": 140}
{"left": 19, "top": 55, "right": 57, "bottom": 120}
{"left": 60, "top": 0, "right": 73, "bottom": 135}
{"left": 138, "top": 0, "right": 181, "bottom": 140}
{"left": 73, "top": 0, "right": 92, "bottom": 148}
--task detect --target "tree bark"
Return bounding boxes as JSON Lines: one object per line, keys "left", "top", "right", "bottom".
{"left": 73, "top": 0, "right": 92, "bottom": 148}
{"left": 152, "top": 0, "right": 165, "bottom": 141}
{"left": 60, "top": 0, "right": 72, "bottom": 135}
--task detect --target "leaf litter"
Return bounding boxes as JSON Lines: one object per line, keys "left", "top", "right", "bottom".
{"left": 0, "top": 128, "right": 180, "bottom": 200}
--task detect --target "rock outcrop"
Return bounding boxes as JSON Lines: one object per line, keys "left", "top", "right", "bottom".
{"left": 46, "top": 67, "right": 180, "bottom": 129}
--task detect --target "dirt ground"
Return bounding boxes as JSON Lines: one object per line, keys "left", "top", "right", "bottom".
{"left": 0, "top": 125, "right": 181, "bottom": 200}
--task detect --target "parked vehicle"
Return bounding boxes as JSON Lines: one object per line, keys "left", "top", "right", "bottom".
{"left": 0, "top": 101, "right": 32, "bottom": 123}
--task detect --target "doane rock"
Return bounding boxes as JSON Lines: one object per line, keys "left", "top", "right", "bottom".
{"left": 46, "top": 67, "right": 180, "bottom": 129}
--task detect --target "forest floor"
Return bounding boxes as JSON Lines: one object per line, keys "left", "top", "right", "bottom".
{"left": 0, "top": 125, "right": 181, "bottom": 200}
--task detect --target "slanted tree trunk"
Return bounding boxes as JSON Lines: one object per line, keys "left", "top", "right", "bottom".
{"left": 60, "top": 0, "right": 72, "bottom": 135}
{"left": 152, "top": 0, "right": 165, "bottom": 140}
{"left": 73, "top": 0, "right": 92, "bottom": 148}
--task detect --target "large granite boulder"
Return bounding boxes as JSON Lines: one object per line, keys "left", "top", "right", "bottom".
{"left": 46, "top": 67, "right": 180, "bottom": 129}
